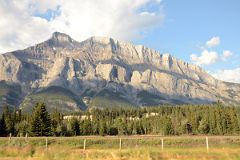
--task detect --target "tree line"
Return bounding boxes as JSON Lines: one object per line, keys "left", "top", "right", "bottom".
{"left": 0, "top": 103, "right": 240, "bottom": 136}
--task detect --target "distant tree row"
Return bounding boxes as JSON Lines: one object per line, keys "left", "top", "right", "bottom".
{"left": 0, "top": 103, "right": 240, "bottom": 136}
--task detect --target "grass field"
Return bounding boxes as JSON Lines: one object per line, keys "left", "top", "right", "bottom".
{"left": 0, "top": 136, "right": 240, "bottom": 160}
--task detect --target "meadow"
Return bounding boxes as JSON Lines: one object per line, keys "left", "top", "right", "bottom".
{"left": 0, "top": 136, "right": 240, "bottom": 160}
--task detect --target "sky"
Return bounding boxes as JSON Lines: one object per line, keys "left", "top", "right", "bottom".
{"left": 0, "top": 0, "right": 239, "bottom": 83}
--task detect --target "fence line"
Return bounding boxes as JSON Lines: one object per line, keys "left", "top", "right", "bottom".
{"left": 83, "top": 139, "right": 86, "bottom": 151}
{"left": 45, "top": 137, "right": 48, "bottom": 149}
{"left": 161, "top": 138, "right": 164, "bottom": 151}
{"left": 4, "top": 136, "right": 235, "bottom": 152}
{"left": 8, "top": 133, "right": 11, "bottom": 145}
{"left": 25, "top": 133, "right": 28, "bottom": 142}
{"left": 206, "top": 137, "right": 209, "bottom": 152}
{"left": 119, "top": 138, "right": 122, "bottom": 150}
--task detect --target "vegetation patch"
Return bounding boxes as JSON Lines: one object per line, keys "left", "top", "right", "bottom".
{"left": 20, "top": 86, "right": 86, "bottom": 112}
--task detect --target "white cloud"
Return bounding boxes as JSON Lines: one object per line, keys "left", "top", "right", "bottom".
{"left": 212, "top": 68, "right": 240, "bottom": 83}
{"left": 155, "top": 0, "right": 162, "bottom": 3}
{"left": 206, "top": 36, "right": 220, "bottom": 48}
{"left": 0, "top": 0, "right": 57, "bottom": 53}
{"left": 223, "top": 50, "right": 233, "bottom": 57}
{"left": 140, "top": 12, "right": 156, "bottom": 16}
{"left": 221, "top": 50, "right": 233, "bottom": 61}
{"left": 190, "top": 50, "right": 218, "bottom": 66}
{"left": 191, "top": 49, "right": 233, "bottom": 66}
{"left": 0, "top": 0, "right": 164, "bottom": 53}
{"left": 190, "top": 36, "right": 233, "bottom": 66}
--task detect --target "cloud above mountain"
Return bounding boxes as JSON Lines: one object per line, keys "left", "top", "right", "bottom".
{"left": 206, "top": 36, "right": 220, "bottom": 48}
{"left": 190, "top": 36, "right": 233, "bottom": 66}
{"left": 190, "top": 50, "right": 218, "bottom": 66}
{"left": 0, "top": 0, "right": 164, "bottom": 53}
{"left": 212, "top": 68, "right": 240, "bottom": 83}
{"left": 189, "top": 36, "right": 239, "bottom": 83}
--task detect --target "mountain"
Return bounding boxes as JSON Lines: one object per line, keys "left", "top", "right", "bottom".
{"left": 0, "top": 32, "right": 240, "bottom": 112}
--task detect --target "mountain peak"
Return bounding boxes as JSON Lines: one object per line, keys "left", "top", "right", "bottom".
{"left": 90, "top": 36, "right": 112, "bottom": 43}
{"left": 45, "top": 32, "right": 77, "bottom": 48}
{"left": 51, "top": 32, "right": 73, "bottom": 42}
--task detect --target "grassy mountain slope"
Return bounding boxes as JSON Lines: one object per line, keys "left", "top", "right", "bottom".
{"left": 0, "top": 81, "right": 22, "bottom": 113}
{"left": 20, "top": 86, "right": 86, "bottom": 113}
{"left": 89, "top": 89, "right": 136, "bottom": 108}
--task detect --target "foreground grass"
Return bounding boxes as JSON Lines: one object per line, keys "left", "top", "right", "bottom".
{"left": 0, "top": 136, "right": 240, "bottom": 160}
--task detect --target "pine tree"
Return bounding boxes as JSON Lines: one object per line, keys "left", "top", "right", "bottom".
{"left": 99, "top": 119, "right": 107, "bottom": 136}
{"left": 114, "top": 117, "right": 127, "bottom": 135}
{"left": 0, "top": 114, "right": 7, "bottom": 136}
{"left": 162, "top": 116, "right": 174, "bottom": 135}
{"left": 15, "top": 120, "right": 30, "bottom": 136}
{"left": 71, "top": 119, "right": 80, "bottom": 136}
{"left": 51, "top": 109, "right": 62, "bottom": 136}
{"left": 56, "top": 122, "right": 67, "bottom": 136}
{"left": 30, "top": 103, "right": 52, "bottom": 136}
{"left": 81, "top": 118, "right": 92, "bottom": 135}
{"left": 198, "top": 118, "right": 209, "bottom": 134}
{"left": 3, "top": 106, "right": 14, "bottom": 135}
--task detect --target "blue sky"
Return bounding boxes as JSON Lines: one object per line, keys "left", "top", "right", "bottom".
{"left": 0, "top": 0, "right": 239, "bottom": 82}
{"left": 135, "top": 0, "right": 240, "bottom": 73}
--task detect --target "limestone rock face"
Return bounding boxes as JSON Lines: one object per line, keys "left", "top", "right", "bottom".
{"left": 96, "top": 64, "right": 114, "bottom": 81}
{"left": 96, "top": 63, "right": 129, "bottom": 82}
{"left": 0, "top": 32, "right": 240, "bottom": 110}
{"left": 0, "top": 54, "right": 21, "bottom": 82}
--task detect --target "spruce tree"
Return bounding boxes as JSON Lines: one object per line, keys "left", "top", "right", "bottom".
{"left": 70, "top": 119, "right": 80, "bottom": 136}
{"left": 99, "top": 119, "right": 107, "bottom": 136}
{"left": 3, "top": 106, "right": 14, "bottom": 135}
{"left": 0, "top": 114, "right": 7, "bottom": 136}
{"left": 162, "top": 116, "right": 174, "bottom": 135}
{"left": 30, "top": 103, "right": 52, "bottom": 136}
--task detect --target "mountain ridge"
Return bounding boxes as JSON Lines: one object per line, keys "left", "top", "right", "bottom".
{"left": 0, "top": 32, "right": 239, "bottom": 112}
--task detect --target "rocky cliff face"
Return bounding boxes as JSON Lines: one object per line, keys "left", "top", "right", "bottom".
{"left": 0, "top": 32, "right": 240, "bottom": 111}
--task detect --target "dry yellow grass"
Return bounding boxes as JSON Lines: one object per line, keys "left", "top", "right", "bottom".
{"left": 0, "top": 136, "right": 240, "bottom": 160}
{"left": 1, "top": 147, "right": 239, "bottom": 160}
